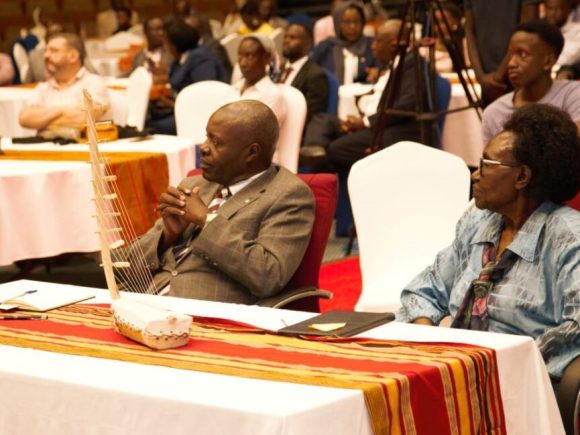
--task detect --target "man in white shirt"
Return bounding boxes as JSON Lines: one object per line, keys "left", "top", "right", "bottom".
{"left": 232, "top": 35, "right": 286, "bottom": 126}
{"left": 19, "top": 33, "right": 110, "bottom": 133}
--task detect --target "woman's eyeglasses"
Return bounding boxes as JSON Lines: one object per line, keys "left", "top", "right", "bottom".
{"left": 479, "top": 158, "right": 521, "bottom": 176}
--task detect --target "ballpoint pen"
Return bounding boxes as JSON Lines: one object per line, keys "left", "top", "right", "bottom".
{"left": 0, "top": 314, "right": 47, "bottom": 320}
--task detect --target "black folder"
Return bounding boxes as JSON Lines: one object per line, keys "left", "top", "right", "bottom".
{"left": 278, "top": 310, "right": 395, "bottom": 337}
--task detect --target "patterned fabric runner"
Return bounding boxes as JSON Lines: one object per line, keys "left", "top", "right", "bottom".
{"left": 0, "top": 305, "right": 507, "bottom": 435}
{"left": 1, "top": 150, "right": 169, "bottom": 237}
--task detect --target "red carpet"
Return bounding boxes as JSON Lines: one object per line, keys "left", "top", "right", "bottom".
{"left": 319, "top": 256, "right": 362, "bottom": 312}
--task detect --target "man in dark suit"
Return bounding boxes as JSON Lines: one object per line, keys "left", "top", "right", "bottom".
{"left": 279, "top": 23, "right": 329, "bottom": 124}
{"left": 132, "top": 100, "right": 315, "bottom": 304}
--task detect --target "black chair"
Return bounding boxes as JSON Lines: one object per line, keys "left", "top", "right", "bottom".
{"left": 557, "top": 355, "right": 580, "bottom": 435}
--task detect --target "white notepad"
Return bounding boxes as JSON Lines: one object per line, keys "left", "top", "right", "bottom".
{"left": 0, "top": 284, "right": 95, "bottom": 312}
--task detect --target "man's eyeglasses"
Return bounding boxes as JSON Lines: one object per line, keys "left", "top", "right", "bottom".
{"left": 479, "top": 158, "right": 521, "bottom": 176}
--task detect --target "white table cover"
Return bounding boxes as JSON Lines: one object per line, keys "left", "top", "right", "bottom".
{"left": 0, "top": 136, "right": 195, "bottom": 265}
{"left": 0, "top": 88, "right": 36, "bottom": 138}
{"left": 0, "top": 280, "right": 565, "bottom": 435}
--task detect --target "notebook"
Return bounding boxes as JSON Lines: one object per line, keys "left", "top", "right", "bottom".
{"left": 0, "top": 286, "right": 95, "bottom": 312}
{"left": 278, "top": 310, "right": 395, "bottom": 337}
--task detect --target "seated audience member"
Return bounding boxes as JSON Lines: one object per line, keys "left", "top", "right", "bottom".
{"left": 544, "top": 0, "right": 580, "bottom": 74}
{"left": 238, "top": 0, "right": 275, "bottom": 36}
{"left": 112, "top": 6, "right": 133, "bottom": 34}
{"left": 0, "top": 52, "right": 15, "bottom": 85}
{"left": 313, "top": 0, "right": 344, "bottom": 45}
{"left": 311, "top": 1, "right": 376, "bottom": 85}
{"left": 221, "top": 0, "right": 245, "bottom": 37}
{"left": 19, "top": 33, "right": 110, "bottom": 133}
{"left": 301, "top": 19, "right": 429, "bottom": 170}
{"left": 146, "top": 20, "right": 228, "bottom": 135}
{"left": 481, "top": 19, "right": 580, "bottom": 145}
{"left": 185, "top": 11, "right": 233, "bottom": 80}
{"left": 258, "top": 0, "right": 288, "bottom": 29}
{"left": 25, "top": 23, "right": 99, "bottom": 84}
{"left": 164, "top": 0, "right": 193, "bottom": 27}
{"left": 97, "top": 0, "right": 139, "bottom": 37}
{"left": 465, "top": 0, "right": 540, "bottom": 107}
{"left": 131, "top": 17, "right": 173, "bottom": 76}
{"left": 279, "top": 23, "right": 328, "bottom": 123}
{"left": 399, "top": 103, "right": 580, "bottom": 381}
{"left": 233, "top": 35, "right": 286, "bottom": 126}
{"left": 130, "top": 100, "right": 315, "bottom": 303}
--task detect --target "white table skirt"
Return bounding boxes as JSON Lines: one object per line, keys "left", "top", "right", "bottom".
{"left": 0, "top": 162, "right": 96, "bottom": 265}
{"left": 0, "top": 280, "right": 565, "bottom": 435}
{"left": 0, "top": 136, "right": 196, "bottom": 265}
{"left": 441, "top": 82, "right": 483, "bottom": 167}
{"left": 0, "top": 88, "right": 36, "bottom": 138}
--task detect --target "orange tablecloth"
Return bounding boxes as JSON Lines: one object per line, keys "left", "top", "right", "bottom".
{"left": 1, "top": 150, "right": 168, "bottom": 237}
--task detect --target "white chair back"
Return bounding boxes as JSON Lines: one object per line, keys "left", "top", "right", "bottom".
{"left": 125, "top": 67, "right": 152, "bottom": 130}
{"left": 13, "top": 43, "right": 30, "bottom": 83}
{"left": 274, "top": 84, "right": 306, "bottom": 173}
{"left": 270, "top": 27, "right": 284, "bottom": 57}
{"left": 174, "top": 80, "right": 238, "bottom": 142}
{"left": 349, "top": 141, "right": 471, "bottom": 313}
{"left": 104, "top": 32, "right": 143, "bottom": 52}
{"left": 220, "top": 33, "right": 242, "bottom": 69}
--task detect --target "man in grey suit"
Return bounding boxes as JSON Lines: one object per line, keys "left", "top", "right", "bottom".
{"left": 133, "top": 100, "right": 315, "bottom": 303}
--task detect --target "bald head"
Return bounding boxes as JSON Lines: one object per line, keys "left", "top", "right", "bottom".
{"left": 217, "top": 100, "right": 279, "bottom": 162}
{"left": 200, "top": 100, "right": 279, "bottom": 185}
{"left": 372, "top": 19, "right": 403, "bottom": 64}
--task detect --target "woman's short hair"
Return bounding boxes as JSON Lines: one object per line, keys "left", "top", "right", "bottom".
{"left": 503, "top": 103, "right": 580, "bottom": 203}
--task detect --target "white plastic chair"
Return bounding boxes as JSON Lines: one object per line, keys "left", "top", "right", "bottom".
{"left": 13, "top": 43, "right": 30, "bottom": 83}
{"left": 220, "top": 33, "right": 241, "bottom": 70}
{"left": 270, "top": 27, "right": 284, "bottom": 57}
{"left": 174, "top": 81, "right": 238, "bottom": 143}
{"left": 125, "top": 67, "right": 152, "bottom": 131}
{"left": 274, "top": 84, "right": 306, "bottom": 173}
{"left": 104, "top": 31, "right": 144, "bottom": 52}
{"left": 349, "top": 141, "right": 471, "bottom": 313}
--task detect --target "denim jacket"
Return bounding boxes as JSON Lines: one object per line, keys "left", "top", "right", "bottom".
{"left": 398, "top": 202, "right": 580, "bottom": 378}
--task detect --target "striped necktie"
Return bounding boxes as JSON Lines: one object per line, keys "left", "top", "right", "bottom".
{"left": 207, "top": 186, "right": 231, "bottom": 211}
{"left": 277, "top": 66, "right": 293, "bottom": 84}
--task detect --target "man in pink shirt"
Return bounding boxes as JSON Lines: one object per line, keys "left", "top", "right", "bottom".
{"left": 19, "top": 33, "right": 110, "bottom": 133}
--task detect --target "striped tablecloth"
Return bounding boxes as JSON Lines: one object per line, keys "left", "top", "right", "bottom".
{"left": 0, "top": 305, "right": 507, "bottom": 435}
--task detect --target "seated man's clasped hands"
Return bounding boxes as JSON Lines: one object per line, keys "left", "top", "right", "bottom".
{"left": 398, "top": 103, "right": 580, "bottom": 382}
{"left": 131, "top": 100, "right": 315, "bottom": 304}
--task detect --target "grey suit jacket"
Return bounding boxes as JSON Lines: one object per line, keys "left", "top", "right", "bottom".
{"left": 133, "top": 166, "right": 315, "bottom": 304}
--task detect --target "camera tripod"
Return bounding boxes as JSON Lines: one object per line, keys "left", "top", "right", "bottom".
{"left": 372, "top": 0, "right": 482, "bottom": 149}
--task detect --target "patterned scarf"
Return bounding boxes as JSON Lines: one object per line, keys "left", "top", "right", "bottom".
{"left": 451, "top": 243, "right": 518, "bottom": 331}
